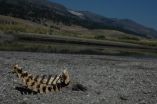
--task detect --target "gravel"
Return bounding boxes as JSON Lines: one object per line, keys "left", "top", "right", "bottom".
{"left": 0, "top": 51, "right": 157, "bottom": 104}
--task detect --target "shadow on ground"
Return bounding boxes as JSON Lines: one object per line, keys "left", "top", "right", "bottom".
{"left": 15, "top": 86, "right": 38, "bottom": 95}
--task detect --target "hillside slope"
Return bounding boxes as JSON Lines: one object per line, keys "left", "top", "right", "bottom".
{"left": 0, "top": 0, "right": 157, "bottom": 38}
{"left": 0, "top": 15, "right": 49, "bottom": 34}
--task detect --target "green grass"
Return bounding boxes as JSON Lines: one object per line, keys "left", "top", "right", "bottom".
{"left": 1, "top": 41, "right": 157, "bottom": 56}
{"left": 0, "top": 23, "right": 49, "bottom": 34}
{"left": 0, "top": 33, "right": 157, "bottom": 57}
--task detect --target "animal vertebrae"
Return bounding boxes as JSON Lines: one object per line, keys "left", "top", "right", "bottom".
{"left": 11, "top": 64, "right": 70, "bottom": 93}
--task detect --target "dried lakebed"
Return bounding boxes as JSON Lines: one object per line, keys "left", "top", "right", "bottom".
{"left": 0, "top": 51, "right": 157, "bottom": 104}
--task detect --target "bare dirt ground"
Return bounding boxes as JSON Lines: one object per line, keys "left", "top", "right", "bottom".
{"left": 0, "top": 51, "right": 157, "bottom": 104}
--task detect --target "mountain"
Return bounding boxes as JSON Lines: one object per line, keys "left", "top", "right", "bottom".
{"left": 0, "top": 0, "right": 157, "bottom": 38}
{"left": 77, "top": 11, "right": 157, "bottom": 38}
{"left": 0, "top": 0, "right": 74, "bottom": 25}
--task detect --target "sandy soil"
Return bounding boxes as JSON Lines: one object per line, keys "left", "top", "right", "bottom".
{"left": 0, "top": 51, "right": 157, "bottom": 104}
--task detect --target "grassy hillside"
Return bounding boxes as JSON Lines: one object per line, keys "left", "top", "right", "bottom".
{"left": 0, "top": 15, "right": 50, "bottom": 34}
{"left": 1, "top": 0, "right": 157, "bottom": 38}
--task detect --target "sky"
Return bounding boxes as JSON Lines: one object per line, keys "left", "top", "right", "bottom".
{"left": 49, "top": 0, "right": 157, "bottom": 30}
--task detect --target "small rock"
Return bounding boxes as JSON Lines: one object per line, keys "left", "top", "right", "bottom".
{"left": 23, "top": 97, "right": 28, "bottom": 101}
{"left": 119, "top": 95, "right": 128, "bottom": 101}
{"left": 143, "top": 90, "right": 152, "bottom": 94}
{"left": 20, "top": 101, "right": 27, "bottom": 104}
{"left": 95, "top": 90, "right": 101, "bottom": 95}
